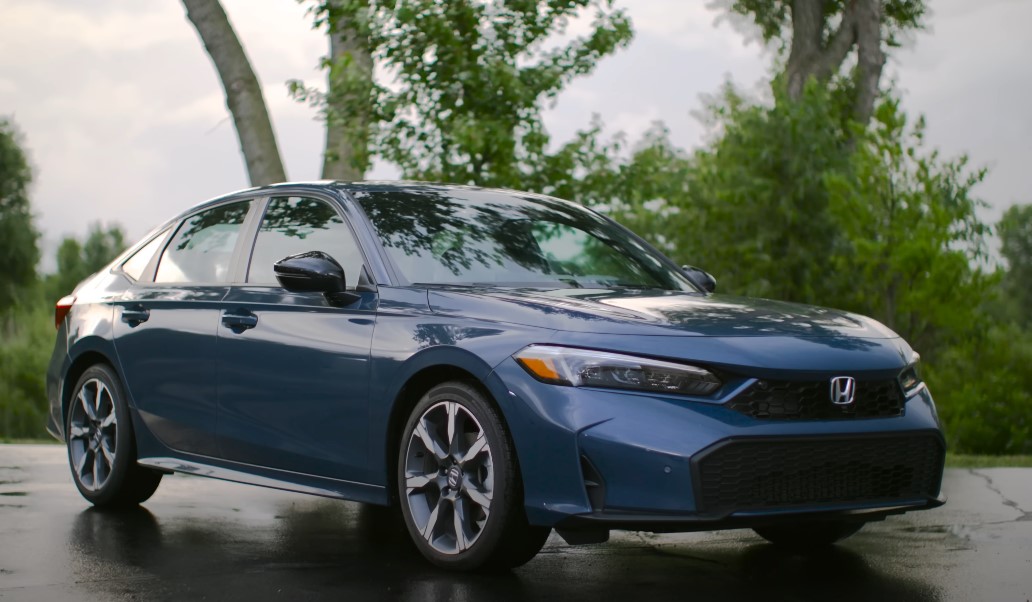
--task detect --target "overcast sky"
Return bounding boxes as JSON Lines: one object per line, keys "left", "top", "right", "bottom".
{"left": 2, "top": 0, "right": 1029, "bottom": 269}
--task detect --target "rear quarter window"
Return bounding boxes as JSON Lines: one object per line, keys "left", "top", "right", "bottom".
{"left": 121, "top": 228, "right": 170, "bottom": 281}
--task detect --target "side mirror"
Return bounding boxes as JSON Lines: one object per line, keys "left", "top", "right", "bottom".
{"left": 681, "top": 265, "right": 717, "bottom": 293}
{"left": 274, "top": 251, "right": 360, "bottom": 305}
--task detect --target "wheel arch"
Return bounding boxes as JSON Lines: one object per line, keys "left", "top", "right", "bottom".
{"left": 380, "top": 349, "right": 516, "bottom": 506}
{"left": 62, "top": 343, "right": 121, "bottom": 434}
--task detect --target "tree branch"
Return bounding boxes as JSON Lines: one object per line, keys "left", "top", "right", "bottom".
{"left": 785, "top": 0, "right": 825, "bottom": 99}
{"left": 812, "top": 1, "right": 859, "bottom": 82}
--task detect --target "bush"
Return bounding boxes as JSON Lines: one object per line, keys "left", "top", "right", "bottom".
{"left": 925, "top": 323, "right": 1032, "bottom": 455}
{"left": 0, "top": 304, "right": 54, "bottom": 440}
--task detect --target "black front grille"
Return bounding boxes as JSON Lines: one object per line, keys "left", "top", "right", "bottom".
{"left": 726, "top": 378, "right": 905, "bottom": 420}
{"left": 692, "top": 434, "right": 944, "bottom": 515}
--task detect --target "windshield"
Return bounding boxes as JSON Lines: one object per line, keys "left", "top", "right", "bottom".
{"left": 353, "top": 186, "right": 697, "bottom": 291}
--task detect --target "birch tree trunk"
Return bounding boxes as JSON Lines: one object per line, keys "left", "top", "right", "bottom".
{"left": 852, "top": 0, "right": 887, "bottom": 128}
{"left": 183, "top": 0, "right": 286, "bottom": 186}
{"left": 320, "top": 5, "right": 373, "bottom": 181}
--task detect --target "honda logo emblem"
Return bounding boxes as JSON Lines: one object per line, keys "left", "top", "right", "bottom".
{"left": 830, "top": 376, "right": 856, "bottom": 405}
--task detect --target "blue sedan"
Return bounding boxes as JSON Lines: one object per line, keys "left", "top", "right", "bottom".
{"left": 46, "top": 182, "right": 945, "bottom": 570}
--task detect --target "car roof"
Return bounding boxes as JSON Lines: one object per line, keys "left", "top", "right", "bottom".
{"left": 181, "top": 180, "right": 582, "bottom": 218}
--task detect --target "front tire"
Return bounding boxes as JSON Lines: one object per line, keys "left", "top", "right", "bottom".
{"left": 397, "top": 382, "right": 549, "bottom": 571}
{"left": 66, "top": 364, "right": 162, "bottom": 508}
{"left": 753, "top": 520, "right": 865, "bottom": 550}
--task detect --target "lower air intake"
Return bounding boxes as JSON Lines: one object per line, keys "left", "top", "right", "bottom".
{"left": 691, "top": 433, "right": 944, "bottom": 515}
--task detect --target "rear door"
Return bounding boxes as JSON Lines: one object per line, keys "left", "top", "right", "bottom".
{"left": 215, "top": 195, "right": 377, "bottom": 482}
{"left": 113, "top": 199, "right": 256, "bottom": 456}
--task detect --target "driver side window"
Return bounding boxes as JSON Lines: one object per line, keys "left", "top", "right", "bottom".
{"left": 247, "top": 197, "right": 364, "bottom": 287}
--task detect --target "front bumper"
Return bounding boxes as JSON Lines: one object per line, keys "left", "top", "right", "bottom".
{"left": 489, "top": 358, "right": 946, "bottom": 531}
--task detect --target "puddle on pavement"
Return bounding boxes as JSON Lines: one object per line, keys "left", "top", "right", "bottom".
{"left": 895, "top": 523, "right": 986, "bottom": 547}
{"left": 899, "top": 525, "right": 953, "bottom": 534}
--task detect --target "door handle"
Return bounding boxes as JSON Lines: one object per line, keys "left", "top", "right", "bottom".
{"left": 221, "top": 310, "right": 258, "bottom": 332}
{"left": 121, "top": 306, "right": 150, "bottom": 326}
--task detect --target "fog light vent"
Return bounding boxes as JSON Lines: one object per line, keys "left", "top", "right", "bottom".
{"left": 580, "top": 455, "right": 606, "bottom": 511}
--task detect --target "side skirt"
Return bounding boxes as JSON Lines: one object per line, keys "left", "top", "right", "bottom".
{"left": 137, "top": 455, "right": 389, "bottom": 505}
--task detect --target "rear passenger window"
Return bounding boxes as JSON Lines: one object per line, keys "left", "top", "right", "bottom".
{"left": 247, "top": 197, "right": 365, "bottom": 287}
{"left": 121, "top": 228, "right": 170, "bottom": 281}
{"left": 154, "top": 201, "right": 252, "bottom": 283}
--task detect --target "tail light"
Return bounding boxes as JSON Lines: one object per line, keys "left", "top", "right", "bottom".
{"left": 55, "top": 295, "right": 76, "bottom": 329}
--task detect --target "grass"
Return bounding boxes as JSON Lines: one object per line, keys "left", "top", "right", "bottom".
{"left": 946, "top": 453, "right": 1032, "bottom": 468}
{"left": 0, "top": 438, "right": 58, "bottom": 445}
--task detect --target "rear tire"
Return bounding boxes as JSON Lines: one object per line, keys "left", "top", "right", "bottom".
{"left": 66, "top": 364, "right": 162, "bottom": 508}
{"left": 397, "top": 381, "right": 550, "bottom": 571}
{"left": 753, "top": 520, "right": 864, "bottom": 550}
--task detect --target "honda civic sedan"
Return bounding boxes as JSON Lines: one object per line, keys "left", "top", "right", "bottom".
{"left": 46, "top": 182, "right": 945, "bottom": 570}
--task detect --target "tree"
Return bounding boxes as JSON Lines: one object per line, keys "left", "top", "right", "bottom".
{"left": 544, "top": 118, "right": 697, "bottom": 258}
{"left": 290, "top": 0, "right": 633, "bottom": 188}
{"left": 926, "top": 323, "right": 1032, "bottom": 455}
{"left": 674, "top": 82, "right": 854, "bottom": 302}
{"left": 314, "top": 1, "right": 374, "bottom": 180}
{"left": 824, "top": 96, "right": 991, "bottom": 354}
{"left": 287, "top": 1, "right": 377, "bottom": 180}
{"left": 718, "top": 0, "right": 926, "bottom": 126}
{"left": 0, "top": 117, "right": 39, "bottom": 311}
{"left": 192, "top": 1, "right": 632, "bottom": 187}
{"left": 997, "top": 203, "right": 1032, "bottom": 325}
{"left": 0, "top": 117, "right": 46, "bottom": 439}
{"left": 182, "top": 0, "right": 287, "bottom": 185}
{"left": 0, "top": 304, "right": 51, "bottom": 440}
{"left": 46, "top": 224, "right": 127, "bottom": 301}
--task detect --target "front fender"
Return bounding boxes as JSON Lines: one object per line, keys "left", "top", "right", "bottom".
{"left": 365, "top": 302, "right": 557, "bottom": 487}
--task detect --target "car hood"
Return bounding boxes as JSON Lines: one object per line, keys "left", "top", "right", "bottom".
{"left": 428, "top": 287, "right": 899, "bottom": 339}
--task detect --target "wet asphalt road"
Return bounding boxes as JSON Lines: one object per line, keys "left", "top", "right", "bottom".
{"left": 0, "top": 445, "right": 1029, "bottom": 602}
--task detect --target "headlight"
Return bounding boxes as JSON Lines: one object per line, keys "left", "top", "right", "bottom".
{"left": 513, "top": 345, "right": 722, "bottom": 396}
{"left": 899, "top": 352, "right": 923, "bottom": 395}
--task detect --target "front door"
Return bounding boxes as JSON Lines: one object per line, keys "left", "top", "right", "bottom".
{"left": 216, "top": 196, "right": 376, "bottom": 482}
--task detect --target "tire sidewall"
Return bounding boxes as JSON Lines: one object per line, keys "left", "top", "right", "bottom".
{"left": 397, "top": 382, "right": 517, "bottom": 570}
{"left": 66, "top": 364, "right": 136, "bottom": 506}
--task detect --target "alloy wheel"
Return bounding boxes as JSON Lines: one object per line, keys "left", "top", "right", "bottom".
{"left": 68, "top": 378, "right": 118, "bottom": 492}
{"left": 403, "top": 400, "right": 494, "bottom": 555}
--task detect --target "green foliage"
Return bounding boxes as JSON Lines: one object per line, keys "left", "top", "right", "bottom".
{"left": 544, "top": 119, "right": 697, "bottom": 257}
{"left": 0, "top": 220, "right": 126, "bottom": 440}
{"left": 0, "top": 303, "right": 52, "bottom": 440}
{"left": 824, "top": 97, "right": 992, "bottom": 353}
{"left": 997, "top": 203, "right": 1032, "bottom": 325}
{"left": 0, "top": 117, "right": 40, "bottom": 311}
{"left": 926, "top": 323, "right": 1032, "bottom": 455}
{"left": 946, "top": 454, "right": 1032, "bottom": 468}
{"left": 293, "top": 0, "right": 633, "bottom": 188}
{"left": 289, "top": 0, "right": 376, "bottom": 177}
{"left": 552, "top": 83, "right": 1018, "bottom": 453}
{"left": 685, "top": 82, "right": 854, "bottom": 301}
{"left": 44, "top": 223, "right": 127, "bottom": 302}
